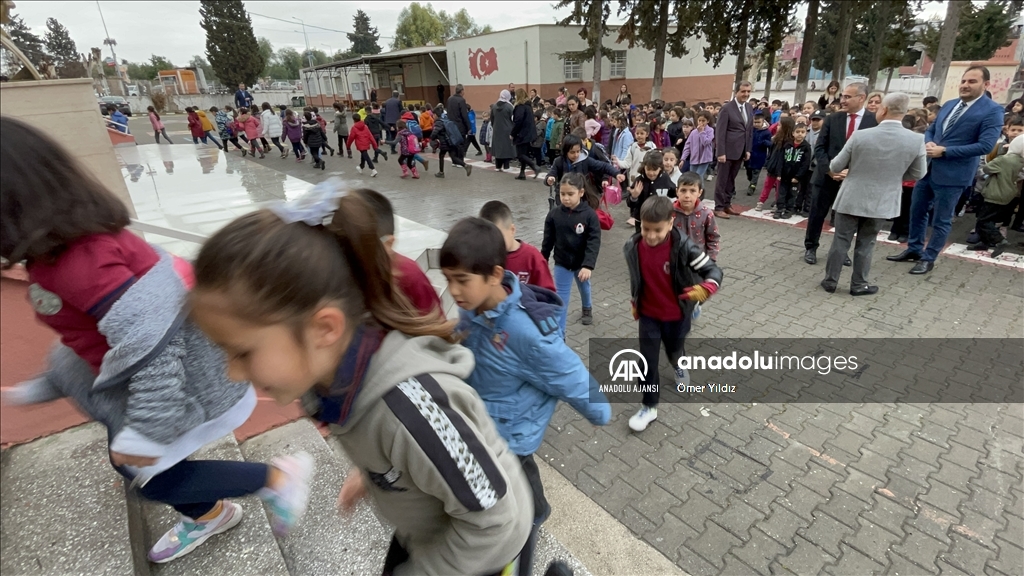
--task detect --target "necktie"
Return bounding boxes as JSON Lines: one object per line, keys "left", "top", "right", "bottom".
{"left": 944, "top": 102, "right": 966, "bottom": 135}
{"left": 739, "top": 101, "right": 747, "bottom": 125}
{"left": 846, "top": 112, "right": 857, "bottom": 140}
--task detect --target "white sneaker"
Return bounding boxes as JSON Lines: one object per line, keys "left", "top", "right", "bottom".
{"left": 628, "top": 406, "right": 658, "bottom": 432}
{"left": 675, "top": 367, "right": 690, "bottom": 387}
{"left": 356, "top": 166, "right": 363, "bottom": 174}
{"left": 148, "top": 501, "right": 243, "bottom": 563}
{"left": 259, "top": 452, "right": 314, "bottom": 536}
{"left": 755, "top": 201, "right": 764, "bottom": 211}
{"left": 371, "top": 169, "right": 378, "bottom": 177}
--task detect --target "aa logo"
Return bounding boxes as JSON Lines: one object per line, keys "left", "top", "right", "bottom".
{"left": 609, "top": 349, "right": 648, "bottom": 382}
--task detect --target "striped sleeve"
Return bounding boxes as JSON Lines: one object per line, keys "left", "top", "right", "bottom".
{"left": 383, "top": 374, "right": 507, "bottom": 512}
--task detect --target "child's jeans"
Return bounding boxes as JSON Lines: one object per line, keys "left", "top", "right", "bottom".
{"left": 554, "top": 265, "right": 592, "bottom": 335}
{"left": 638, "top": 314, "right": 691, "bottom": 408}
{"left": 359, "top": 149, "right": 375, "bottom": 169}
{"left": 692, "top": 162, "right": 711, "bottom": 183}
{"left": 759, "top": 174, "right": 780, "bottom": 203}
{"left": 747, "top": 167, "right": 763, "bottom": 192}
{"left": 290, "top": 139, "right": 304, "bottom": 157}
{"left": 115, "top": 458, "right": 268, "bottom": 520}
{"left": 310, "top": 145, "right": 322, "bottom": 163}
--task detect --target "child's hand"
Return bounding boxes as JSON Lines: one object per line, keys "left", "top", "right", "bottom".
{"left": 337, "top": 470, "right": 368, "bottom": 515}
{"left": 577, "top": 268, "right": 592, "bottom": 282}
{"left": 680, "top": 281, "right": 719, "bottom": 303}
{"left": 546, "top": 176, "right": 555, "bottom": 186}
{"left": 110, "top": 451, "right": 158, "bottom": 467}
{"left": 626, "top": 217, "right": 636, "bottom": 226}
{"left": 616, "top": 173, "right": 626, "bottom": 183}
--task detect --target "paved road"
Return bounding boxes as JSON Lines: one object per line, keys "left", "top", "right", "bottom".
{"left": 146, "top": 113, "right": 1023, "bottom": 576}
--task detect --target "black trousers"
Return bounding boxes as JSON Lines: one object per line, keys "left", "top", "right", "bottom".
{"left": 889, "top": 185, "right": 915, "bottom": 237}
{"left": 975, "top": 201, "right": 1010, "bottom": 246}
{"left": 713, "top": 158, "right": 743, "bottom": 211}
{"left": 804, "top": 179, "right": 840, "bottom": 251}
{"left": 776, "top": 179, "right": 798, "bottom": 213}
{"left": 638, "top": 314, "right": 691, "bottom": 407}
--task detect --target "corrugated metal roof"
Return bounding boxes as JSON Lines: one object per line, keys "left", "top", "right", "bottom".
{"left": 302, "top": 45, "right": 447, "bottom": 71}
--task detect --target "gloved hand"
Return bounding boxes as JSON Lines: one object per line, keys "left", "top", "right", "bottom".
{"left": 680, "top": 281, "right": 719, "bottom": 303}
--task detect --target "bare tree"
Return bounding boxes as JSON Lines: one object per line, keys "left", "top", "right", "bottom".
{"left": 794, "top": 0, "right": 820, "bottom": 104}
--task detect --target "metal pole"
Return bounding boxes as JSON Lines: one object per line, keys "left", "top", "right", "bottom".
{"left": 294, "top": 17, "right": 322, "bottom": 104}
{"left": 96, "top": 1, "right": 126, "bottom": 94}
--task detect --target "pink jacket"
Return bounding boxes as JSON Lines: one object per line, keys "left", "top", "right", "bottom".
{"left": 238, "top": 114, "right": 261, "bottom": 140}
{"left": 680, "top": 125, "right": 715, "bottom": 165}
{"left": 148, "top": 111, "right": 164, "bottom": 131}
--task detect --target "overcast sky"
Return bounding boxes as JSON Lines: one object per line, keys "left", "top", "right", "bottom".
{"left": 11, "top": 1, "right": 580, "bottom": 65}
{"left": 12, "top": 0, "right": 950, "bottom": 66}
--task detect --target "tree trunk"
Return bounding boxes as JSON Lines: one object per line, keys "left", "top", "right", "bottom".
{"left": 884, "top": 67, "right": 895, "bottom": 92}
{"left": 795, "top": 0, "right": 819, "bottom": 105}
{"left": 832, "top": 0, "right": 853, "bottom": 81}
{"left": 928, "top": 0, "right": 967, "bottom": 98}
{"left": 866, "top": 0, "right": 892, "bottom": 91}
{"left": 734, "top": 3, "right": 750, "bottom": 87}
{"left": 591, "top": 0, "right": 603, "bottom": 103}
{"left": 650, "top": 0, "right": 669, "bottom": 101}
{"left": 763, "top": 48, "right": 776, "bottom": 100}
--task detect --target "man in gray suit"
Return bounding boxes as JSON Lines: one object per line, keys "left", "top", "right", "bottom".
{"left": 821, "top": 93, "right": 927, "bottom": 296}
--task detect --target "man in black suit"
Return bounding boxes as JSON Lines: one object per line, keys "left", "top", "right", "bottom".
{"left": 803, "top": 82, "right": 878, "bottom": 264}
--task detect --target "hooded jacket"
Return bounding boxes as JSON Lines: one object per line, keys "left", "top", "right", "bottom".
{"left": 196, "top": 109, "right": 214, "bottom": 132}
{"left": 237, "top": 112, "right": 261, "bottom": 140}
{"left": 283, "top": 117, "right": 303, "bottom": 142}
{"left": 27, "top": 247, "right": 253, "bottom": 484}
{"left": 545, "top": 147, "right": 620, "bottom": 185}
{"left": 302, "top": 118, "right": 325, "bottom": 147}
{"left": 187, "top": 112, "right": 204, "bottom": 137}
{"left": 748, "top": 125, "right": 773, "bottom": 170}
{"left": 260, "top": 109, "right": 283, "bottom": 139}
{"left": 301, "top": 329, "right": 532, "bottom": 576}
{"left": 214, "top": 110, "right": 233, "bottom": 140}
{"left": 541, "top": 200, "right": 601, "bottom": 271}
{"left": 626, "top": 171, "right": 675, "bottom": 220}
{"left": 980, "top": 147, "right": 1024, "bottom": 205}
{"left": 680, "top": 126, "right": 715, "bottom": 166}
{"left": 672, "top": 199, "right": 721, "bottom": 261}
{"left": 617, "top": 140, "right": 657, "bottom": 181}
{"left": 347, "top": 119, "right": 378, "bottom": 151}
{"left": 458, "top": 273, "right": 609, "bottom": 456}
{"left": 333, "top": 108, "right": 349, "bottom": 136}
{"left": 623, "top": 227, "right": 724, "bottom": 318}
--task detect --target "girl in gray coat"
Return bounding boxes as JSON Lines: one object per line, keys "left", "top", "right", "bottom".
{"left": 0, "top": 117, "right": 314, "bottom": 565}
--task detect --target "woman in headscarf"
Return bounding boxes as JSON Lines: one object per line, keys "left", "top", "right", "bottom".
{"left": 510, "top": 88, "right": 541, "bottom": 180}
{"left": 489, "top": 89, "right": 516, "bottom": 171}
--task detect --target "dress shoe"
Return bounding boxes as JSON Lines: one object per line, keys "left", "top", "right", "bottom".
{"left": 843, "top": 257, "right": 852, "bottom": 267}
{"left": 887, "top": 232, "right": 900, "bottom": 241}
{"left": 725, "top": 206, "right": 743, "bottom": 216}
{"left": 850, "top": 285, "right": 879, "bottom": 296}
{"left": 897, "top": 235, "right": 908, "bottom": 243}
{"left": 714, "top": 210, "right": 731, "bottom": 219}
{"left": 804, "top": 249, "right": 817, "bottom": 265}
{"left": 820, "top": 280, "right": 836, "bottom": 293}
{"left": 909, "top": 261, "right": 934, "bottom": 275}
{"left": 886, "top": 249, "right": 921, "bottom": 262}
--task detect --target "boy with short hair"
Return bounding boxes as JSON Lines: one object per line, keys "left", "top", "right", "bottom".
{"left": 624, "top": 196, "right": 723, "bottom": 432}
{"left": 987, "top": 115, "right": 1024, "bottom": 161}
{"left": 626, "top": 150, "right": 674, "bottom": 232}
{"left": 479, "top": 200, "right": 556, "bottom": 292}
{"left": 547, "top": 108, "right": 565, "bottom": 164}
{"left": 673, "top": 172, "right": 721, "bottom": 321}
{"left": 354, "top": 188, "right": 442, "bottom": 317}
{"left": 440, "top": 217, "right": 611, "bottom": 574}
{"left": 747, "top": 112, "right": 773, "bottom": 195}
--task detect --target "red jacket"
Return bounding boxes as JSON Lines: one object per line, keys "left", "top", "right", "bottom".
{"left": 347, "top": 120, "right": 378, "bottom": 151}
{"left": 187, "top": 113, "right": 204, "bottom": 137}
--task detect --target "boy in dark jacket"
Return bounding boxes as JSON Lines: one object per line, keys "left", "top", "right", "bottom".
{"left": 774, "top": 123, "right": 813, "bottom": 220}
{"left": 623, "top": 195, "right": 723, "bottom": 432}
{"left": 626, "top": 150, "right": 674, "bottom": 233}
{"left": 363, "top": 105, "right": 388, "bottom": 163}
{"left": 746, "top": 113, "right": 773, "bottom": 195}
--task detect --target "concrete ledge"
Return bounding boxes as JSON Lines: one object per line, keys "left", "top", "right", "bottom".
{"left": 537, "top": 457, "right": 688, "bottom": 576}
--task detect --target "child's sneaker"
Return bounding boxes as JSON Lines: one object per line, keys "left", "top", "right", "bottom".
{"left": 691, "top": 302, "right": 702, "bottom": 322}
{"left": 148, "top": 501, "right": 243, "bottom": 563}
{"left": 356, "top": 166, "right": 363, "bottom": 174}
{"left": 259, "top": 452, "right": 314, "bottom": 537}
{"left": 628, "top": 406, "right": 658, "bottom": 432}
{"left": 754, "top": 201, "right": 764, "bottom": 211}
{"left": 371, "top": 169, "right": 378, "bottom": 177}
{"left": 675, "top": 367, "right": 690, "bottom": 387}
{"left": 464, "top": 164, "right": 473, "bottom": 176}
{"left": 580, "top": 307, "right": 593, "bottom": 325}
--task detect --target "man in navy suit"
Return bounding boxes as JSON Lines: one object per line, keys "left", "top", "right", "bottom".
{"left": 887, "top": 66, "right": 1004, "bottom": 274}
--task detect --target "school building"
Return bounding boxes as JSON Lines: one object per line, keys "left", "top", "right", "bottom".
{"left": 300, "top": 24, "right": 737, "bottom": 111}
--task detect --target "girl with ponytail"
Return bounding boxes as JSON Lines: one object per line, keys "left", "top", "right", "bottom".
{"left": 190, "top": 178, "right": 534, "bottom": 575}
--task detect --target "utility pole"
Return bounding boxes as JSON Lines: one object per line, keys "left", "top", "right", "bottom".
{"left": 96, "top": 1, "right": 126, "bottom": 94}
{"left": 294, "top": 17, "right": 322, "bottom": 102}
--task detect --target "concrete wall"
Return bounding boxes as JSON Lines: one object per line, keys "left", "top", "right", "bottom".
{"left": 941, "top": 62, "right": 1018, "bottom": 104}
{"left": 126, "top": 91, "right": 306, "bottom": 115}
{"left": 0, "top": 78, "right": 135, "bottom": 215}
{"left": 446, "top": 24, "right": 736, "bottom": 111}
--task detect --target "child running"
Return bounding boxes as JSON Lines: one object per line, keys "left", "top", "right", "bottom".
{"left": 212, "top": 106, "right": 244, "bottom": 152}
{"left": 479, "top": 200, "right": 556, "bottom": 291}
{"left": 441, "top": 217, "right": 610, "bottom": 576}
{"left": 624, "top": 195, "right": 723, "bottom": 432}
{"left": 148, "top": 106, "right": 173, "bottom": 144}
{"left": 395, "top": 119, "right": 420, "bottom": 179}
{"left": 0, "top": 116, "right": 312, "bottom": 564}
{"left": 283, "top": 110, "right": 306, "bottom": 161}
{"left": 302, "top": 111, "right": 326, "bottom": 170}
{"left": 237, "top": 106, "right": 265, "bottom": 158}
{"left": 672, "top": 172, "right": 721, "bottom": 321}
{"left": 260, "top": 102, "right": 287, "bottom": 158}
{"left": 332, "top": 102, "right": 352, "bottom": 158}
{"left": 542, "top": 172, "right": 602, "bottom": 332}
{"left": 347, "top": 112, "right": 379, "bottom": 176}
{"left": 188, "top": 178, "right": 535, "bottom": 575}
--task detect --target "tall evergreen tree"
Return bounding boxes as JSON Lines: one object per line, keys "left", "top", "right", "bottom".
{"left": 3, "top": 14, "right": 47, "bottom": 71}
{"left": 348, "top": 9, "right": 381, "bottom": 55}
{"left": 44, "top": 18, "right": 77, "bottom": 67}
{"left": 918, "top": 0, "right": 1021, "bottom": 62}
{"left": 199, "top": 0, "right": 265, "bottom": 88}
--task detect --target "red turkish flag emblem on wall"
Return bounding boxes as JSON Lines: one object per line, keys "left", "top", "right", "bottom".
{"left": 468, "top": 48, "right": 498, "bottom": 80}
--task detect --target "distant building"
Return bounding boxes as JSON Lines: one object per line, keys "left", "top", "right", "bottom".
{"left": 157, "top": 68, "right": 208, "bottom": 95}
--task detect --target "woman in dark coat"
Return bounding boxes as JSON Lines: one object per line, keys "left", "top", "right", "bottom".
{"left": 510, "top": 89, "right": 541, "bottom": 180}
{"left": 489, "top": 89, "right": 515, "bottom": 171}
{"left": 817, "top": 80, "right": 841, "bottom": 110}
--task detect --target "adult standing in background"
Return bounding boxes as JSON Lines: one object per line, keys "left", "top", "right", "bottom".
{"left": 511, "top": 89, "right": 542, "bottom": 180}
{"left": 436, "top": 81, "right": 445, "bottom": 106}
{"left": 887, "top": 66, "right": 1005, "bottom": 275}
{"left": 382, "top": 90, "right": 403, "bottom": 154}
{"left": 803, "top": 82, "right": 878, "bottom": 264}
{"left": 616, "top": 84, "right": 631, "bottom": 106}
{"left": 490, "top": 90, "right": 516, "bottom": 172}
{"left": 821, "top": 93, "right": 927, "bottom": 296}
{"left": 234, "top": 83, "right": 253, "bottom": 110}
{"left": 818, "top": 80, "right": 840, "bottom": 110}
{"left": 370, "top": 87, "right": 377, "bottom": 103}
{"left": 712, "top": 81, "right": 754, "bottom": 219}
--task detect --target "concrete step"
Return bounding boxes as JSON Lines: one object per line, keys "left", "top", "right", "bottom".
{"left": 0, "top": 423, "right": 136, "bottom": 576}
{"left": 134, "top": 435, "right": 289, "bottom": 576}
{"left": 239, "top": 419, "right": 391, "bottom": 576}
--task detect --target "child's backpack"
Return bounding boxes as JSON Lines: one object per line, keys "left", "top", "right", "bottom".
{"left": 407, "top": 118, "right": 423, "bottom": 139}
{"left": 604, "top": 179, "right": 622, "bottom": 205}
{"left": 406, "top": 132, "right": 421, "bottom": 154}
{"left": 440, "top": 117, "right": 464, "bottom": 147}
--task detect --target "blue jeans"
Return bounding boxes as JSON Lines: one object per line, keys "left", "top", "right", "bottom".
{"left": 908, "top": 173, "right": 961, "bottom": 262}
{"left": 554, "top": 264, "right": 592, "bottom": 334}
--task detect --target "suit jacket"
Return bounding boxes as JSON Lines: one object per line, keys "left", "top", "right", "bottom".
{"left": 715, "top": 99, "right": 754, "bottom": 160}
{"left": 812, "top": 109, "right": 878, "bottom": 187}
{"left": 923, "top": 96, "right": 1004, "bottom": 188}
{"left": 830, "top": 120, "right": 927, "bottom": 219}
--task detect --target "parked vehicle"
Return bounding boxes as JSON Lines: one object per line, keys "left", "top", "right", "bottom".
{"left": 99, "top": 96, "right": 132, "bottom": 116}
{"left": 269, "top": 81, "right": 296, "bottom": 91}
{"left": 126, "top": 84, "right": 139, "bottom": 96}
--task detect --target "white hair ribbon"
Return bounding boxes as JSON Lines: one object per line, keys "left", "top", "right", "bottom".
{"left": 269, "top": 176, "right": 350, "bottom": 226}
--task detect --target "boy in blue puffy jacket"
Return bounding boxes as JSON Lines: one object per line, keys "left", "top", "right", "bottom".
{"left": 440, "top": 217, "right": 611, "bottom": 576}
{"left": 746, "top": 112, "right": 773, "bottom": 195}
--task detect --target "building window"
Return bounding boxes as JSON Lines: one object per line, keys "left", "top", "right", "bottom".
{"left": 375, "top": 71, "right": 390, "bottom": 92}
{"left": 563, "top": 57, "right": 581, "bottom": 81}
{"left": 610, "top": 51, "right": 627, "bottom": 78}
